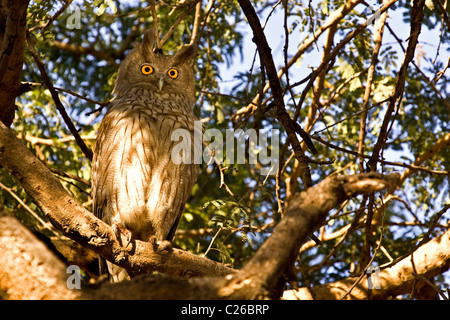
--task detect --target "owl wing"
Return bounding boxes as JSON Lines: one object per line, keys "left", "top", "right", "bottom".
{"left": 91, "top": 109, "right": 114, "bottom": 223}
{"left": 165, "top": 163, "right": 199, "bottom": 241}
{"left": 143, "top": 114, "right": 200, "bottom": 241}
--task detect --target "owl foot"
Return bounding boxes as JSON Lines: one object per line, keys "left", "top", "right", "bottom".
{"left": 112, "top": 223, "right": 133, "bottom": 248}
{"left": 150, "top": 236, "right": 172, "bottom": 254}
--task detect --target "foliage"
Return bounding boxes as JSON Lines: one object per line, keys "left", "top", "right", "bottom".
{"left": 1, "top": 0, "right": 449, "bottom": 297}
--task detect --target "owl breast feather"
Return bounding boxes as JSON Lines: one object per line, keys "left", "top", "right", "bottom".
{"left": 93, "top": 99, "right": 198, "bottom": 241}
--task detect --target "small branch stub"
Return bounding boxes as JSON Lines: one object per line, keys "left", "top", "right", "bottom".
{"left": 341, "top": 173, "right": 400, "bottom": 196}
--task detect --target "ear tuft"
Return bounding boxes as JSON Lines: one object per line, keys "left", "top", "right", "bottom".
{"left": 173, "top": 44, "right": 198, "bottom": 65}
{"left": 141, "top": 28, "right": 156, "bottom": 60}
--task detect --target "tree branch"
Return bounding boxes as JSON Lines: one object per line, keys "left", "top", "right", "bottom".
{"left": 230, "top": 172, "right": 400, "bottom": 298}
{"left": 0, "top": 0, "right": 29, "bottom": 126}
{"left": 295, "top": 0, "right": 399, "bottom": 116}
{"left": 367, "top": 0, "right": 426, "bottom": 171}
{"left": 27, "top": 32, "right": 94, "bottom": 161}
{"left": 231, "top": 0, "right": 363, "bottom": 124}
{"left": 0, "top": 207, "right": 79, "bottom": 299}
{"left": 284, "top": 219, "right": 450, "bottom": 299}
{"left": 159, "top": 0, "right": 201, "bottom": 47}
{"left": 358, "top": 0, "right": 390, "bottom": 171}
{"left": 0, "top": 118, "right": 400, "bottom": 299}
{"left": 52, "top": 40, "right": 119, "bottom": 67}
{"left": 237, "top": 0, "right": 315, "bottom": 189}
{"left": 0, "top": 120, "right": 233, "bottom": 279}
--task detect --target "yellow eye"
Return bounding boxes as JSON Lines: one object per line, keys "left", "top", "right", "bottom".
{"left": 140, "top": 64, "right": 153, "bottom": 75}
{"left": 167, "top": 68, "right": 179, "bottom": 79}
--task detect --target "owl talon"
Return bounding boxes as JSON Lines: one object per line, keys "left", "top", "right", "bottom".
{"left": 112, "top": 223, "right": 133, "bottom": 248}
{"left": 149, "top": 236, "right": 172, "bottom": 253}
{"left": 156, "top": 240, "right": 172, "bottom": 253}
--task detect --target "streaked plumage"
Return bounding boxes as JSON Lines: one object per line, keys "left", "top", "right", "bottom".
{"left": 91, "top": 29, "right": 199, "bottom": 281}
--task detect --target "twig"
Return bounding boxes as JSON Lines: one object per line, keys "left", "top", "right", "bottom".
{"left": 203, "top": 226, "right": 223, "bottom": 258}
{"left": 52, "top": 40, "right": 119, "bottom": 67}
{"left": 0, "top": 181, "right": 60, "bottom": 237}
{"left": 19, "top": 133, "right": 96, "bottom": 147}
{"left": 149, "top": 0, "right": 161, "bottom": 50}
{"left": 434, "top": 56, "right": 450, "bottom": 83}
{"left": 26, "top": 32, "right": 94, "bottom": 161}
{"left": 296, "top": 0, "right": 399, "bottom": 116}
{"left": 358, "top": 0, "right": 389, "bottom": 172}
{"left": 202, "top": 140, "right": 236, "bottom": 198}
{"left": 340, "top": 203, "right": 386, "bottom": 300}
{"left": 275, "top": 162, "right": 284, "bottom": 214}
{"left": 302, "top": 14, "right": 337, "bottom": 135}
{"left": 108, "top": 5, "right": 152, "bottom": 18}
{"left": 398, "top": 132, "right": 450, "bottom": 184}
{"left": 160, "top": 0, "right": 201, "bottom": 47}
{"left": 312, "top": 135, "right": 448, "bottom": 175}
{"left": 412, "top": 273, "right": 449, "bottom": 300}
{"left": 238, "top": 0, "right": 314, "bottom": 188}
{"left": 116, "top": 18, "right": 144, "bottom": 59}
{"left": 432, "top": 0, "right": 450, "bottom": 31}
{"left": 379, "top": 203, "right": 450, "bottom": 271}
{"left": 200, "top": 90, "right": 258, "bottom": 107}
{"left": 49, "top": 167, "right": 91, "bottom": 188}
{"left": 297, "top": 257, "right": 316, "bottom": 299}
{"left": 194, "top": 0, "right": 215, "bottom": 109}
{"left": 231, "top": 0, "right": 364, "bottom": 123}
{"left": 20, "top": 82, "right": 112, "bottom": 109}
{"left": 313, "top": 204, "right": 366, "bottom": 270}
{"left": 28, "top": 0, "right": 73, "bottom": 32}
{"left": 299, "top": 221, "right": 354, "bottom": 253}
{"left": 313, "top": 97, "right": 390, "bottom": 135}
{"left": 386, "top": 23, "right": 450, "bottom": 111}
{"left": 367, "top": 0, "right": 426, "bottom": 171}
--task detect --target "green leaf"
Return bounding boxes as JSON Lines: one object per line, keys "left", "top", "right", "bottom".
{"left": 106, "top": 0, "right": 117, "bottom": 14}
{"left": 96, "top": 3, "right": 106, "bottom": 16}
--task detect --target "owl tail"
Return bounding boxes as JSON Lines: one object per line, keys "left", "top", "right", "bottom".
{"left": 98, "top": 255, "right": 130, "bottom": 282}
{"left": 106, "top": 260, "right": 130, "bottom": 282}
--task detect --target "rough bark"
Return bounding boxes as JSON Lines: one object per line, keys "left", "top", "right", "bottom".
{"left": 0, "top": 0, "right": 445, "bottom": 300}
{"left": 0, "top": 0, "right": 29, "bottom": 126}
{"left": 0, "top": 120, "right": 400, "bottom": 299}
{"left": 0, "top": 207, "right": 79, "bottom": 299}
{"left": 0, "top": 120, "right": 234, "bottom": 280}
{"left": 283, "top": 225, "right": 450, "bottom": 300}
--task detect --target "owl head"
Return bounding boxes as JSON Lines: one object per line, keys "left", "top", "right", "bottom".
{"left": 113, "top": 29, "right": 197, "bottom": 102}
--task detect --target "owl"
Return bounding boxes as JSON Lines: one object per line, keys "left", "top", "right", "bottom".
{"left": 91, "top": 29, "right": 200, "bottom": 282}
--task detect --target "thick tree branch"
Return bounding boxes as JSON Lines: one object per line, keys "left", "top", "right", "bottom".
{"left": 0, "top": 207, "right": 79, "bottom": 299}
{"left": 0, "top": 118, "right": 401, "bottom": 299}
{"left": 226, "top": 172, "right": 401, "bottom": 298}
{"left": 284, "top": 220, "right": 450, "bottom": 300}
{"left": 0, "top": 0, "right": 29, "bottom": 126}
{"left": 0, "top": 120, "right": 233, "bottom": 279}
{"left": 0, "top": 203, "right": 233, "bottom": 300}
{"left": 3, "top": 185, "right": 446, "bottom": 300}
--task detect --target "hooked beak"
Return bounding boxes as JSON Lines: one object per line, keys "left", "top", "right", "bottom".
{"left": 157, "top": 77, "right": 164, "bottom": 91}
